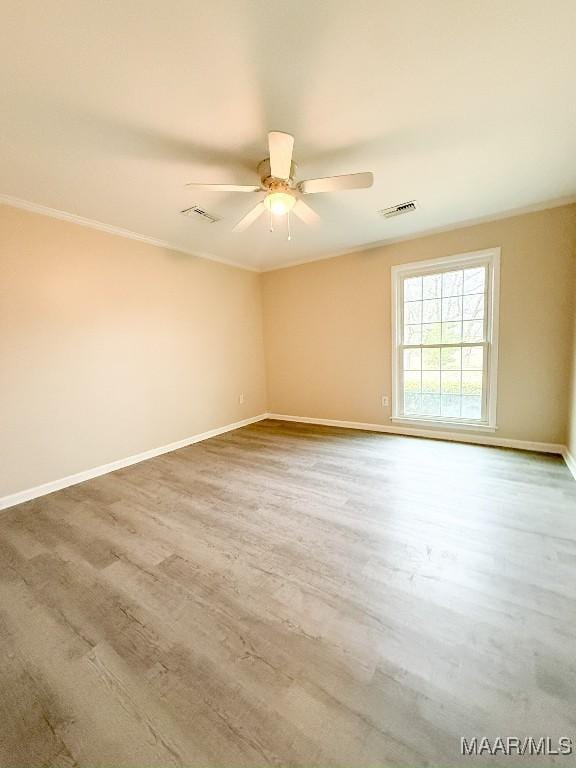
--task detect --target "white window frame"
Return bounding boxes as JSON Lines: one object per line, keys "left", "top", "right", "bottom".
{"left": 391, "top": 247, "right": 500, "bottom": 431}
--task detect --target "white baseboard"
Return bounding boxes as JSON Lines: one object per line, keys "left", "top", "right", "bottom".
{"left": 267, "top": 413, "right": 566, "bottom": 455}
{"left": 562, "top": 446, "right": 576, "bottom": 480}
{"left": 2, "top": 413, "right": 572, "bottom": 512}
{"left": 0, "top": 413, "right": 268, "bottom": 512}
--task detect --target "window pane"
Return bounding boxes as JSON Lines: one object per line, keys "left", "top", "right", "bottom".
{"left": 422, "top": 348, "right": 440, "bottom": 370}
{"left": 442, "top": 270, "right": 463, "bottom": 297}
{"left": 422, "top": 371, "right": 440, "bottom": 393}
{"left": 422, "top": 298, "right": 441, "bottom": 323}
{"left": 441, "top": 347, "right": 461, "bottom": 370}
{"left": 403, "top": 348, "right": 421, "bottom": 370}
{"left": 423, "top": 273, "right": 442, "bottom": 299}
{"left": 462, "top": 320, "right": 484, "bottom": 342}
{"left": 441, "top": 371, "right": 461, "bottom": 394}
{"left": 397, "top": 258, "right": 492, "bottom": 425}
{"left": 404, "top": 325, "right": 422, "bottom": 345}
{"left": 404, "top": 300, "right": 422, "bottom": 324}
{"left": 442, "top": 321, "right": 462, "bottom": 343}
{"left": 404, "top": 370, "right": 421, "bottom": 393}
{"left": 442, "top": 296, "right": 462, "bottom": 321}
{"left": 462, "top": 371, "right": 482, "bottom": 396}
{"left": 462, "top": 346, "right": 483, "bottom": 370}
{"left": 463, "top": 294, "right": 484, "bottom": 320}
{"left": 404, "top": 393, "right": 421, "bottom": 413}
{"left": 404, "top": 276, "right": 422, "bottom": 301}
{"left": 421, "top": 323, "right": 441, "bottom": 344}
{"left": 421, "top": 394, "right": 441, "bottom": 416}
{"left": 441, "top": 394, "right": 461, "bottom": 417}
{"left": 462, "top": 395, "right": 482, "bottom": 419}
{"left": 463, "top": 267, "right": 485, "bottom": 295}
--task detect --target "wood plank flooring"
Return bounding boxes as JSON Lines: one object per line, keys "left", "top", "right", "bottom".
{"left": 1, "top": 419, "right": 575, "bottom": 767}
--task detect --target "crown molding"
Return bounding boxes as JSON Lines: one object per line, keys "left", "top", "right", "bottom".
{"left": 261, "top": 193, "right": 576, "bottom": 272}
{"left": 0, "top": 193, "right": 259, "bottom": 273}
{"left": 2, "top": 191, "right": 575, "bottom": 275}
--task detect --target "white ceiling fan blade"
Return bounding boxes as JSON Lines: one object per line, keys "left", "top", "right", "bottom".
{"left": 232, "top": 201, "right": 266, "bottom": 233}
{"left": 298, "top": 171, "right": 373, "bottom": 195}
{"left": 185, "top": 183, "right": 261, "bottom": 192}
{"left": 268, "top": 131, "right": 294, "bottom": 180}
{"left": 292, "top": 199, "right": 320, "bottom": 225}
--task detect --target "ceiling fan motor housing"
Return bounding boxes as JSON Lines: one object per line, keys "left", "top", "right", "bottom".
{"left": 257, "top": 158, "right": 298, "bottom": 190}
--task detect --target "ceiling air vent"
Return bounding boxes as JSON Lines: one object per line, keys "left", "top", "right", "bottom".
{"left": 180, "top": 205, "right": 220, "bottom": 223}
{"left": 379, "top": 200, "right": 417, "bottom": 219}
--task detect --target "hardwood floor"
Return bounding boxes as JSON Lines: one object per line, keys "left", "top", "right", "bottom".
{"left": 1, "top": 419, "right": 575, "bottom": 767}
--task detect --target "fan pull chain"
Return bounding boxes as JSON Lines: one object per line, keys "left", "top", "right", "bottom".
{"left": 269, "top": 211, "right": 274, "bottom": 232}
{"left": 287, "top": 211, "right": 292, "bottom": 241}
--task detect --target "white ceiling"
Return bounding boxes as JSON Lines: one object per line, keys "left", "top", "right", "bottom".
{"left": 1, "top": 0, "right": 575, "bottom": 271}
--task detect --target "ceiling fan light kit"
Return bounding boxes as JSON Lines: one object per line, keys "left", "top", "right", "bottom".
{"left": 183, "top": 131, "right": 374, "bottom": 240}
{"left": 263, "top": 191, "right": 296, "bottom": 216}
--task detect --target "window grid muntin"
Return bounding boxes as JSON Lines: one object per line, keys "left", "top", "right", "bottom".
{"left": 398, "top": 342, "right": 489, "bottom": 422}
{"left": 398, "top": 261, "right": 491, "bottom": 424}
{"left": 402, "top": 267, "right": 487, "bottom": 348}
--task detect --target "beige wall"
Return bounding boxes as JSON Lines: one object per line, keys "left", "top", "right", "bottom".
{"left": 0, "top": 204, "right": 267, "bottom": 497}
{"left": 569, "top": 255, "right": 576, "bottom": 461}
{"left": 262, "top": 204, "right": 576, "bottom": 445}
{"left": 2, "top": 201, "right": 575, "bottom": 498}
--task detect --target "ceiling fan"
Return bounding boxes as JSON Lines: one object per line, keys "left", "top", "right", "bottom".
{"left": 184, "top": 131, "right": 374, "bottom": 238}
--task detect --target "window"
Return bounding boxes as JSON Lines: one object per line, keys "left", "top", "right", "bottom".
{"left": 391, "top": 248, "right": 500, "bottom": 430}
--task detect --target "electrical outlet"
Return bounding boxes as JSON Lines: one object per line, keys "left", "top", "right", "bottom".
{"left": 381, "top": 395, "right": 389, "bottom": 408}
{"left": 238, "top": 393, "right": 245, "bottom": 405}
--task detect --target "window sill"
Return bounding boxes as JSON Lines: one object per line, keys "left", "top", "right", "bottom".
{"left": 390, "top": 416, "right": 498, "bottom": 433}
